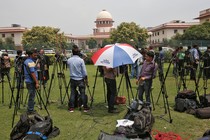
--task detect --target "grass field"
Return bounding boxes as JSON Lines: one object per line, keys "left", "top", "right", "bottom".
{"left": 0, "top": 64, "right": 210, "bottom": 140}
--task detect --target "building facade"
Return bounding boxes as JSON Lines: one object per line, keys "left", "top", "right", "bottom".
{"left": 65, "top": 9, "right": 115, "bottom": 49}
{"left": 147, "top": 20, "right": 199, "bottom": 47}
{"left": 194, "top": 8, "right": 210, "bottom": 24}
{"left": 0, "top": 24, "right": 28, "bottom": 50}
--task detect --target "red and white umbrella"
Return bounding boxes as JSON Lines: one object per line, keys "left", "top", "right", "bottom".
{"left": 91, "top": 43, "right": 142, "bottom": 68}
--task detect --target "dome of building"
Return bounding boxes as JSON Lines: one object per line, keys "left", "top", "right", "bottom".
{"left": 96, "top": 9, "right": 112, "bottom": 19}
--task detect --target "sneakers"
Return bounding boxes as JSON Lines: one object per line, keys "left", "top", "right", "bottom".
{"left": 69, "top": 108, "right": 74, "bottom": 113}
{"left": 84, "top": 107, "right": 90, "bottom": 113}
{"left": 69, "top": 107, "right": 90, "bottom": 112}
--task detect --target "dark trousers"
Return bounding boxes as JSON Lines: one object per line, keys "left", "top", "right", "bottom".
{"left": 105, "top": 78, "right": 117, "bottom": 110}
{"left": 190, "top": 63, "right": 198, "bottom": 80}
{"left": 26, "top": 83, "right": 36, "bottom": 111}
{"left": 69, "top": 79, "right": 88, "bottom": 108}
{"left": 138, "top": 79, "right": 152, "bottom": 104}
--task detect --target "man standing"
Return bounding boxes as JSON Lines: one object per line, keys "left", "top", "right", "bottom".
{"left": 38, "top": 49, "right": 50, "bottom": 85}
{"left": 158, "top": 47, "right": 165, "bottom": 75}
{"left": 136, "top": 51, "right": 157, "bottom": 105}
{"left": 189, "top": 44, "right": 200, "bottom": 80}
{"left": 103, "top": 66, "right": 119, "bottom": 113}
{"left": 24, "top": 49, "right": 39, "bottom": 114}
{"left": 67, "top": 45, "right": 89, "bottom": 112}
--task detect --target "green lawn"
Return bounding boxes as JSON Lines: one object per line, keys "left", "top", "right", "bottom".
{"left": 0, "top": 64, "right": 210, "bottom": 140}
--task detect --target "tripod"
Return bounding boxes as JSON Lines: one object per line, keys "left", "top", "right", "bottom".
{"left": 156, "top": 57, "right": 173, "bottom": 123}
{"left": 176, "top": 60, "right": 187, "bottom": 92}
{"left": 12, "top": 60, "right": 50, "bottom": 127}
{"left": 9, "top": 57, "right": 25, "bottom": 108}
{"left": 90, "top": 66, "right": 106, "bottom": 108}
{"left": 1, "top": 69, "right": 14, "bottom": 104}
{"left": 117, "top": 65, "right": 134, "bottom": 105}
{"left": 47, "top": 56, "right": 68, "bottom": 105}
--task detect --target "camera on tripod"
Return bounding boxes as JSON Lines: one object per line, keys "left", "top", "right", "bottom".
{"left": 1, "top": 53, "right": 11, "bottom": 74}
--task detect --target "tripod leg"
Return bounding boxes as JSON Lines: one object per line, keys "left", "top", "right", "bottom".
{"left": 62, "top": 78, "right": 71, "bottom": 105}
{"left": 90, "top": 67, "right": 99, "bottom": 108}
{"left": 9, "top": 71, "right": 16, "bottom": 108}
{"left": 2, "top": 75, "right": 4, "bottom": 104}
{"left": 117, "top": 74, "right": 124, "bottom": 95}
{"left": 47, "top": 61, "right": 56, "bottom": 104}
{"left": 61, "top": 73, "right": 68, "bottom": 104}
{"left": 11, "top": 75, "right": 23, "bottom": 127}
{"left": 57, "top": 73, "right": 63, "bottom": 104}
{"left": 36, "top": 90, "right": 50, "bottom": 116}
{"left": 150, "top": 87, "right": 155, "bottom": 110}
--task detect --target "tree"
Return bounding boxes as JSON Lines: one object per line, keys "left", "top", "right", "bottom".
{"left": 182, "top": 22, "right": 210, "bottom": 40}
{"left": 22, "top": 26, "right": 67, "bottom": 50}
{"left": 102, "top": 38, "right": 112, "bottom": 47}
{"left": 86, "top": 38, "right": 97, "bottom": 49}
{"left": 110, "top": 22, "right": 149, "bottom": 49}
{"left": 0, "top": 38, "right": 4, "bottom": 49}
{"left": 5, "top": 37, "right": 15, "bottom": 49}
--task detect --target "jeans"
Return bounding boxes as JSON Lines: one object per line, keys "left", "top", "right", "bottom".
{"left": 26, "top": 83, "right": 36, "bottom": 111}
{"left": 138, "top": 79, "right": 152, "bottom": 104}
{"left": 105, "top": 78, "right": 117, "bottom": 110}
{"left": 69, "top": 79, "right": 87, "bottom": 108}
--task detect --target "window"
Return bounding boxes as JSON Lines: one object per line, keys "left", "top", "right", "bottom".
{"left": 162, "top": 30, "right": 164, "bottom": 34}
{"left": 183, "top": 30, "right": 186, "bottom": 33}
{"left": 2, "top": 34, "right": 5, "bottom": 38}
{"left": 174, "top": 30, "right": 178, "bottom": 34}
{"left": 11, "top": 34, "right": 14, "bottom": 37}
{"left": 157, "top": 32, "right": 159, "bottom": 36}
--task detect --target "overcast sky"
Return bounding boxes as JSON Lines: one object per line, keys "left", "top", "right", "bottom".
{"left": 1, "top": 0, "right": 209, "bottom": 35}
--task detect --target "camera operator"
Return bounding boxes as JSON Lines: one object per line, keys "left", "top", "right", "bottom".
{"left": 14, "top": 50, "right": 25, "bottom": 89}
{"left": 37, "top": 49, "right": 50, "bottom": 86}
{"left": 24, "top": 48, "right": 39, "bottom": 114}
{"left": 67, "top": 45, "right": 89, "bottom": 113}
{"left": 189, "top": 44, "right": 200, "bottom": 80}
{"left": 136, "top": 51, "right": 158, "bottom": 106}
{"left": 1, "top": 52, "right": 11, "bottom": 81}
{"left": 203, "top": 46, "right": 210, "bottom": 79}
{"left": 176, "top": 46, "right": 185, "bottom": 77}
{"left": 156, "top": 47, "right": 165, "bottom": 77}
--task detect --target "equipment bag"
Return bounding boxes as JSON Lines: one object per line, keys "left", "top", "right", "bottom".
{"left": 177, "top": 90, "right": 197, "bottom": 100}
{"left": 174, "top": 98, "right": 186, "bottom": 112}
{"left": 98, "top": 131, "right": 130, "bottom": 140}
{"left": 199, "top": 94, "right": 210, "bottom": 107}
{"left": 115, "top": 96, "right": 126, "bottom": 105}
{"left": 195, "top": 107, "right": 210, "bottom": 119}
{"left": 10, "top": 113, "right": 30, "bottom": 140}
{"left": 10, "top": 113, "right": 60, "bottom": 140}
{"left": 174, "top": 98, "right": 198, "bottom": 112}
{"left": 124, "top": 100, "right": 154, "bottom": 136}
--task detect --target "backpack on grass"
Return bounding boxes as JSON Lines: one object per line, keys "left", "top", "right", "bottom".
{"left": 10, "top": 113, "right": 60, "bottom": 140}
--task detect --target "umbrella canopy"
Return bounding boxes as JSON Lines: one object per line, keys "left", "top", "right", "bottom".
{"left": 91, "top": 43, "right": 142, "bottom": 68}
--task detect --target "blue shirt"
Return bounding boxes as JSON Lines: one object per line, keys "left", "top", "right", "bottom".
{"left": 190, "top": 48, "right": 199, "bottom": 61}
{"left": 24, "top": 58, "right": 38, "bottom": 83}
{"left": 67, "top": 55, "right": 87, "bottom": 80}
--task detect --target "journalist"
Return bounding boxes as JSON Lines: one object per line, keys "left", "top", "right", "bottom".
{"left": 67, "top": 45, "right": 89, "bottom": 113}
{"left": 24, "top": 49, "right": 39, "bottom": 114}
